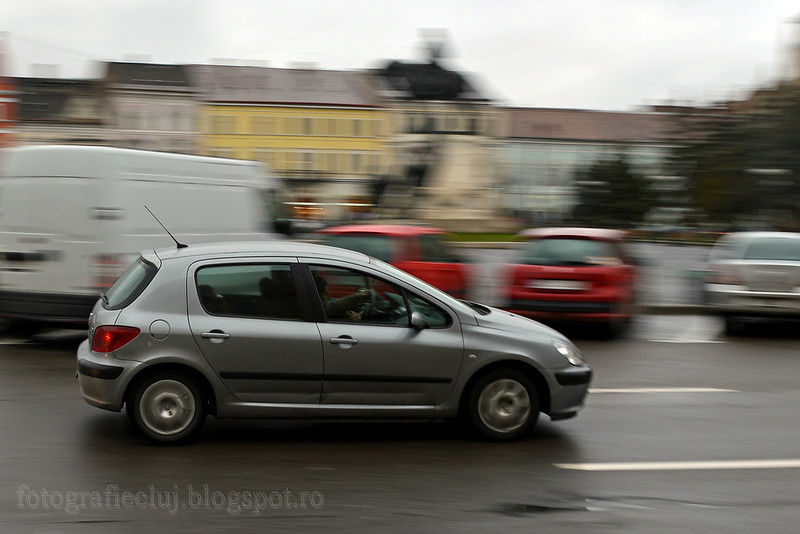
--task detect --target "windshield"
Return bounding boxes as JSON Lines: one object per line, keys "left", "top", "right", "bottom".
{"left": 103, "top": 257, "right": 157, "bottom": 310}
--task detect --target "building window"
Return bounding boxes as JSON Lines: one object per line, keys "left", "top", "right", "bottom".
{"left": 253, "top": 116, "right": 274, "bottom": 135}
{"left": 287, "top": 117, "right": 301, "bottom": 135}
{"left": 327, "top": 152, "right": 338, "bottom": 173}
{"left": 445, "top": 114, "right": 457, "bottom": 132}
{"left": 211, "top": 115, "right": 236, "bottom": 135}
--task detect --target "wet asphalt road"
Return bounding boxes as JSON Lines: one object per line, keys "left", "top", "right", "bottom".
{"left": 3, "top": 313, "right": 800, "bottom": 533}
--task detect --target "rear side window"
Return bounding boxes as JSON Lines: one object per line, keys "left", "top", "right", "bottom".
{"left": 521, "top": 238, "right": 621, "bottom": 266}
{"left": 195, "top": 264, "right": 302, "bottom": 320}
{"left": 103, "top": 258, "right": 157, "bottom": 310}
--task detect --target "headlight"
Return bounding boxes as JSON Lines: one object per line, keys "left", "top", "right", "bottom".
{"left": 553, "top": 340, "right": 585, "bottom": 366}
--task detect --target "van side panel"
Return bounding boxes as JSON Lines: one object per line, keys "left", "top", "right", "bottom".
{"left": 0, "top": 145, "right": 280, "bottom": 325}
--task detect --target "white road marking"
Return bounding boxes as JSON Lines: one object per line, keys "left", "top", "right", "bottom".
{"left": 555, "top": 459, "right": 800, "bottom": 471}
{"left": 644, "top": 315, "right": 725, "bottom": 343}
{"left": 589, "top": 387, "right": 737, "bottom": 394}
{"left": 0, "top": 338, "right": 31, "bottom": 345}
{"left": 650, "top": 339, "right": 725, "bottom": 344}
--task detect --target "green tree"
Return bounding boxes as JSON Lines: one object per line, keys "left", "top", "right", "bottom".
{"left": 572, "top": 154, "right": 653, "bottom": 228}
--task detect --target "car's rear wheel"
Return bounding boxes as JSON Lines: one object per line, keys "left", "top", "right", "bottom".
{"left": 724, "top": 315, "right": 746, "bottom": 336}
{"left": 129, "top": 372, "right": 206, "bottom": 443}
{"left": 467, "top": 369, "right": 539, "bottom": 441}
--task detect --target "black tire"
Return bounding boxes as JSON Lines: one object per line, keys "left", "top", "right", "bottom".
{"left": 128, "top": 372, "right": 207, "bottom": 444}
{"left": 467, "top": 368, "right": 540, "bottom": 441}
{"left": 604, "top": 316, "right": 631, "bottom": 339}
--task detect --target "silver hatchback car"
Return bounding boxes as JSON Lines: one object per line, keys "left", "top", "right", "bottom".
{"left": 705, "top": 231, "right": 800, "bottom": 333}
{"left": 77, "top": 241, "right": 591, "bottom": 443}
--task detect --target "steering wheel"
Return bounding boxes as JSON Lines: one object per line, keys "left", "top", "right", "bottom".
{"left": 358, "top": 286, "right": 377, "bottom": 317}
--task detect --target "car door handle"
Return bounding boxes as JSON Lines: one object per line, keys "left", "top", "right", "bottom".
{"left": 201, "top": 330, "right": 231, "bottom": 342}
{"left": 329, "top": 336, "right": 358, "bottom": 346}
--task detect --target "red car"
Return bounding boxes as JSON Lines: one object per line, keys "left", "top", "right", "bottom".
{"left": 501, "top": 227, "right": 637, "bottom": 335}
{"left": 317, "top": 224, "right": 470, "bottom": 299}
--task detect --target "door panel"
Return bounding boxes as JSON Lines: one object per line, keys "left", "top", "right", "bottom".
{"left": 188, "top": 262, "right": 323, "bottom": 404}
{"left": 308, "top": 264, "right": 464, "bottom": 407}
{"left": 317, "top": 322, "right": 464, "bottom": 406}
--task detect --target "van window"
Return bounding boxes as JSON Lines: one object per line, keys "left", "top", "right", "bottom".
{"left": 103, "top": 258, "right": 158, "bottom": 310}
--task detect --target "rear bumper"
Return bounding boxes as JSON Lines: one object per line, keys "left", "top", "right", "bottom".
{"left": 76, "top": 340, "right": 138, "bottom": 412}
{"left": 0, "top": 290, "right": 97, "bottom": 324}
{"left": 705, "top": 285, "right": 800, "bottom": 317}
{"left": 504, "top": 299, "right": 627, "bottom": 322}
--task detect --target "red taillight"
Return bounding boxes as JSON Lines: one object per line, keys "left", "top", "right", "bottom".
{"left": 92, "top": 326, "right": 140, "bottom": 353}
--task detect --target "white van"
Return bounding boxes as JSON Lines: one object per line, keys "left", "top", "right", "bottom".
{"left": 0, "top": 145, "right": 287, "bottom": 326}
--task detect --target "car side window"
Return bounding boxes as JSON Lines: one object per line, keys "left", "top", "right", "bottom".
{"left": 309, "top": 265, "right": 451, "bottom": 328}
{"left": 195, "top": 264, "right": 302, "bottom": 320}
{"left": 310, "top": 265, "right": 405, "bottom": 325}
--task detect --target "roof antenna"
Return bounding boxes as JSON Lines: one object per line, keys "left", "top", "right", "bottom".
{"left": 145, "top": 205, "right": 188, "bottom": 249}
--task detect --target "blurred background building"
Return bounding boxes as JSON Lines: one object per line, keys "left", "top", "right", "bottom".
{"left": 188, "top": 64, "right": 388, "bottom": 223}
{"left": 2, "top": 26, "right": 800, "bottom": 233}
{"left": 104, "top": 62, "right": 199, "bottom": 154}
{"left": 500, "top": 108, "right": 675, "bottom": 226}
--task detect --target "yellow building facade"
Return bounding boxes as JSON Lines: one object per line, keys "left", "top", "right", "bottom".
{"left": 189, "top": 65, "right": 393, "bottom": 221}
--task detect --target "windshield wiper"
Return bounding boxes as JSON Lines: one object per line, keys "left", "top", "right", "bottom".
{"left": 99, "top": 293, "right": 109, "bottom": 306}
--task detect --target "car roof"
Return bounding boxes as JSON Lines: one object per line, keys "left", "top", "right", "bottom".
{"left": 318, "top": 224, "right": 448, "bottom": 237}
{"left": 518, "top": 227, "right": 628, "bottom": 241}
{"left": 718, "top": 231, "right": 800, "bottom": 242}
{"left": 152, "top": 240, "right": 371, "bottom": 263}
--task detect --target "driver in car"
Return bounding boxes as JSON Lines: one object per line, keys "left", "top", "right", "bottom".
{"left": 314, "top": 276, "right": 373, "bottom": 321}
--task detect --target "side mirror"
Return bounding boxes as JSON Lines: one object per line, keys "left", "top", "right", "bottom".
{"left": 410, "top": 312, "right": 428, "bottom": 330}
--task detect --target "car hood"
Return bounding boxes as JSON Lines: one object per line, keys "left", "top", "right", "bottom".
{"left": 474, "top": 305, "right": 567, "bottom": 340}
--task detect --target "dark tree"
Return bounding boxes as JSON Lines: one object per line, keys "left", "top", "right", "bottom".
{"left": 668, "top": 83, "right": 800, "bottom": 230}
{"left": 572, "top": 154, "right": 653, "bottom": 228}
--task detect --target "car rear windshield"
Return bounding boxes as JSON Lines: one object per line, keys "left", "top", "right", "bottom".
{"left": 323, "top": 235, "right": 393, "bottom": 262}
{"left": 103, "top": 258, "right": 158, "bottom": 310}
{"left": 743, "top": 237, "right": 800, "bottom": 261}
{"left": 521, "top": 238, "right": 621, "bottom": 266}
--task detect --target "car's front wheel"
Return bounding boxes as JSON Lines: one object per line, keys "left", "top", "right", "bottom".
{"left": 467, "top": 369, "right": 539, "bottom": 441}
{"left": 129, "top": 372, "right": 207, "bottom": 443}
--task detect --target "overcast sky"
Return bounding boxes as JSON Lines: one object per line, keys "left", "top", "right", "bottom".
{"left": 2, "top": 0, "right": 799, "bottom": 111}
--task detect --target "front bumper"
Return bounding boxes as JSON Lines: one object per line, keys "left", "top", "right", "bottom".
{"left": 548, "top": 365, "right": 592, "bottom": 421}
